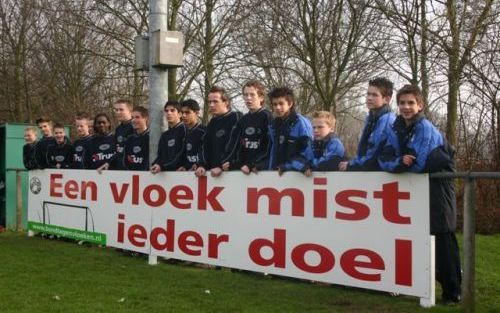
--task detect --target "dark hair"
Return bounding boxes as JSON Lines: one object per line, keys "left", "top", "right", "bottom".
{"left": 180, "top": 99, "right": 201, "bottom": 111}
{"left": 164, "top": 99, "right": 180, "bottom": 111}
{"left": 75, "top": 112, "right": 90, "bottom": 120}
{"left": 53, "top": 122, "right": 65, "bottom": 130}
{"left": 93, "top": 113, "right": 112, "bottom": 133}
{"left": 133, "top": 106, "right": 149, "bottom": 119}
{"left": 36, "top": 117, "right": 52, "bottom": 124}
{"left": 396, "top": 84, "right": 425, "bottom": 106}
{"left": 114, "top": 99, "right": 133, "bottom": 110}
{"left": 368, "top": 77, "right": 394, "bottom": 98}
{"left": 268, "top": 86, "right": 295, "bottom": 105}
{"left": 209, "top": 85, "right": 230, "bottom": 105}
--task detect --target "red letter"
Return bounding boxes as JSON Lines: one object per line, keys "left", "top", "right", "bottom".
{"left": 170, "top": 185, "right": 193, "bottom": 209}
{"left": 208, "top": 234, "right": 229, "bottom": 259}
{"left": 110, "top": 182, "right": 129, "bottom": 203}
{"left": 150, "top": 219, "right": 176, "bottom": 252}
{"left": 81, "top": 181, "right": 97, "bottom": 201}
{"left": 340, "top": 249, "right": 385, "bottom": 282}
{"left": 313, "top": 177, "right": 327, "bottom": 218}
{"left": 248, "top": 229, "right": 286, "bottom": 268}
{"left": 395, "top": 239, "right": 412, "bottom": 286}
{"left": 132, "top": 175, "right": 140, "bottom": 205}
{"left": 335, "top": 190, "right": 370, "bottom": 220}
{"left": 117, "top": 214, "right": 125, "bottom": 243}
{"left": 143, "top": 184, "right": 167, "bottom": 207}
{"left": 178, "top": 231, "right": 203, "bottom": 256}
{"left": 197, "top": 176, "right": 225, "bottom": 211}
{"left": 64, "top": 180, "right": 79, "bottom": 199}
{"left": 128, "top": 224, "right": 147, "bottom": 247}
{"left": 373, "top": 182, "right": 411, "bottom": 224}
{"left": 291, "top": 244, "right": 335, "bottom": 274}
{"left": 247, "top": 188, "right": 304, "bottom": 216}
{"left": 50, "top": 173, "right": 63, "bottom": 197}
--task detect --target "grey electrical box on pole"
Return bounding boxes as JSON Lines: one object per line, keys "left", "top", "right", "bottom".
{"left": 134, "top": 36, "right": 149, "bottom": 71}
{"left": 151, "top": 30, "right": 184, "bottom": 68}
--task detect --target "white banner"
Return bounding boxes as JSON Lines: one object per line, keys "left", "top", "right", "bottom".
{"left": 28, "top": 169, "right": 433, "bottom": 299}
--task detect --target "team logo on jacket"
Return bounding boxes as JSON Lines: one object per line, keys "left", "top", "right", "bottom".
{"left": 186, "top": 143, "right": 192, "bottom": 151}
{"left": 99, "top": 144, "right": 110, "bottom": 151}
{"left": 168, "top": 139, "right": 176, "bottom": 147}
{"left": 133, "top": 146, "right": 142, "bottom": 153}
{"left": 75, "top": 145, "right": 83, "bottom": 152}
{"left": 92, "top": 153, "right": 114, "bottom": 161}
{"left": 127, "top": 155, "right": 143, "bottom": 164}
{"left": 279, "top": 135, "right": 285, "bottom": 144}
{"left": 29, "top": 177, "right": 41, "bottom": 194}
{"left": 216, "top": 130, "right": 225, "bottom": 137}
{"left": 245, "top": 127, "right": 256, "bottom": 135}
{"left": 55, "top": 156, "right": 65, "bottom": 162}
{"left": 117, "top": 135, "right": 125, "bottom": 143}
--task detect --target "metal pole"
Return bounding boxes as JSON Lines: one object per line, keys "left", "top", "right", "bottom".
{"left": 149, "top": 0, "right": 169, "bottom": 166}
{"left": 16, "top": 170, "right": 22, "bottom": 231}
{"left": 463, "top": 176, "right": 476, "bottom": 313}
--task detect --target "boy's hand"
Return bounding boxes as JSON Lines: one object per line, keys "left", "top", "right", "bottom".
{"left": 150, "top": 164, "right": 161, "bottom": 174}
{"left": 338, "top": 161, "right": 348, "bottom": 171}
{"left": 195, "top": 166, "right": 206, "bottom": 177}
{"left": 211, "top": 167, "right": 223, "bottom": 177}
{"left": 56, "top": 163, "right": 61, "bottom": 169}
{"left": 277, "top": 165, "right": 284, "bottom": 176}
{"left": 97, "top": 162, "right": 110, "bottom": 174}
{"left": 241, "top": 165, "right": 251, "bottom": 175}
{"left": 304, "top": 168, "right": 312, "bottom": 177}
{"left": 402, "top": 155, "right": 416, "bottom": 166}
{"left": 222, "top": 162, "right": 231, "bottom": 171}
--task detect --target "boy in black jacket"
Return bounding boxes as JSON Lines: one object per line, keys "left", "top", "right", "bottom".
{"left": 195, "top": 86, "right": 241, "bottom": 177}
{"left": 72, "top": 112, "right": 92, "bottom": 169}
{"left": 47, "top": 123, "right": 73, "bottom": 169}
{"left": 23, "top": 127, "right": 38, "bottom": 170}
{"left": 123, "top": 106, "right": 149, "bottom": 171}
{"left": 34, "top": 117, "right": 56, "bottom": 169}
{"left": 113, "top": 99, "right": 134, "bottom": 170}
{"left": 179, "top": 99, "right": 206, "bottom": 171}
{"left": 221, "top": 80, "right": 272, "bottom": 174}
{"left": 151, "top": 100, "right": 186, "bottom": 173}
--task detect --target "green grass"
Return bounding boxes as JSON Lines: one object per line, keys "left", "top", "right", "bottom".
{"left": 0, "top": 232, "right": 499, "bottom": 313}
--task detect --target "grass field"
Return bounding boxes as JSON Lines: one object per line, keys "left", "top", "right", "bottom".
{"left": 0, "top": 232, "right": 499, "bottom": 313}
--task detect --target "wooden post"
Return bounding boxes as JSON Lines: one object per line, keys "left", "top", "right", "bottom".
{"left": 463, "top": 176, "right": 476, "bottom": 313}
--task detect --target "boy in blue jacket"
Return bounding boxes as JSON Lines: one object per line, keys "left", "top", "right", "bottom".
{"left": 268, "top": 87, "right": 313, "bottom": 175}
{"left": 306, "top": 111, "right": 345, "bottom": 173}
{"left": 339, "top": 77, "right": 395, "bottom": 171}
{"left": 378, "top": 84, "right": 461, "bottom": 305}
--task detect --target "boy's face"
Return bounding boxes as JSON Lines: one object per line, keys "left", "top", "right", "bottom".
{"left": 38, "top": 122, "right": 52, "bottom": 137}
{"left": 366, "top": 86, "right": 390, "bottom": 110}
{"left": 180, "top": 106, "right": 199, "bottom": 127}
{"left": 75, "top": 119, "right": 90, "bottom": 137}
{"left": 24, "top": 130, "right": 37, "bottom": 144}
{"left": 54, "top": 128, "right": 65, "bottom": 144}
{"left": 208, "top": 92, "right": 229, "bottom": 116}
{"left": 312, "top": 118, "right": 333, "bottom": 140}
{"left": 271, "top": 97, "right": 292, "bottom": 118}
{"left": 164, "top": 105, "right": 180, "bottom": 124}
{"left": 398, "top": 93, "right": 423, "bottom": 121}
{"left": 243, "top": 86, "right": 264, "bottom": 112}
{"left": 132, "top": 111, "right": 148, "bottom": 131}
{"left": 113, "top": 102, "right": 132, "bottom": 121}
{"left": 95, "top": 116, "right": 111, "bottom": 134}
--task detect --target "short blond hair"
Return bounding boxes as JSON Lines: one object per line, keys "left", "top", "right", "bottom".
{"left": 312, "top": 111, "right": 336, "bottom": 129}
{"left": 24, "top": 126, "right": 37, "bottom": 134}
